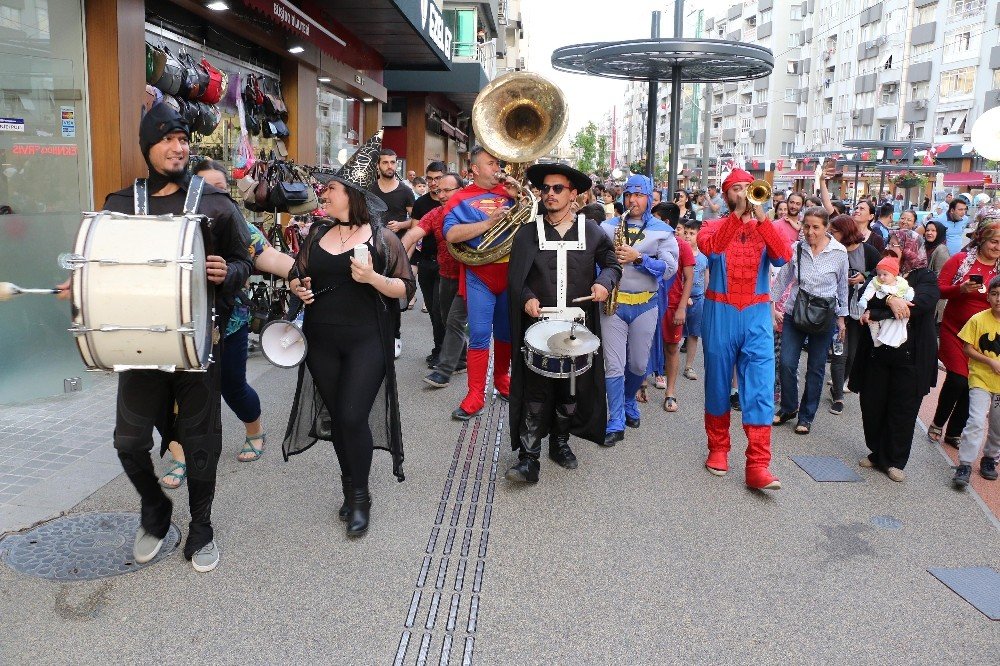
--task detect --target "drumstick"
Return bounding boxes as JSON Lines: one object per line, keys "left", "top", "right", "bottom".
{"left": 0, "top": 282, "right": 60, "bottom": 302}
{"left": 572, "top": 294, "right": 595, "bottom": 303}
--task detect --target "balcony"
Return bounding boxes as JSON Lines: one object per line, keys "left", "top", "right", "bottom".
{"left": 383, "top": 38, "right": 498, "bottom": 111}
{"left": 903, "top": 100, "right": 929, "bottom": 122}
{"left": 879, "top": 68, "right": 901, "bottom": 85}
{"left": 876, "top": 104, "right": 898, "bottom": 120}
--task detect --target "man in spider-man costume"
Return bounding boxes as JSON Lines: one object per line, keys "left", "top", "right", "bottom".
{"left": 697, "top": 169, "right": 790, "bottom": 490}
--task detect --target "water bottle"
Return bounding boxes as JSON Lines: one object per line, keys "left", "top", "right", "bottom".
{"left": 832, "top": 336, "right": 844, "bottom": 356}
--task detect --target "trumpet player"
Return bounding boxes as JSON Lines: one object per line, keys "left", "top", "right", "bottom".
{"left": 601, "top": 175, "right": 679, "bottom": 446}
{"left": 505, "top": 164, "right": 621, "bottom": 482}
{"left": 697, "top": 169, "right": 791, "bottom": 490}
{"left": 443, "top": 146, "right": 520, "bottom": 420}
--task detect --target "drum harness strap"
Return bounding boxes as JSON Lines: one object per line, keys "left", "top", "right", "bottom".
{"left": 133, "top": 175, "right": 205, "bottom": 215}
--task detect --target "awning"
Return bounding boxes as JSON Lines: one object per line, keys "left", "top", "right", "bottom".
{"left": 781, "top": 170, "right": 815, "bottom": 177}
{"left": 943, "top": 171, "right": 986, "bottom": 186}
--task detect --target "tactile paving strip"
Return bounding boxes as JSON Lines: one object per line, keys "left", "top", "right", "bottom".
{"left": 927, "top": 567, "right": 1000, "bottom": 620}
{"left": 394, "top": 394, "right": 506, "bottom": 665}
{"left": 790, "top": 455, "right": 863, "bottom": 482}
{"left": 0, "top": 512, "right": 180, "bottom": 580}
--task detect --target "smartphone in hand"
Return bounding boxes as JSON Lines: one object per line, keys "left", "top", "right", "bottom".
{"left": 353, "top": 243, "right": 370, "bottom": 266}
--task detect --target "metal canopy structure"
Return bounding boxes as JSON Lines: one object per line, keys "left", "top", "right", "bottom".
{"left": 552, "top": 3, "right": 773, "bottom": 194}
{"left": 553, "top": 39, "right": 773, "bottom": 83}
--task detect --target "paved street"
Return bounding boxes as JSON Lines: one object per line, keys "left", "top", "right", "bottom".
{"left": 1, "top": 307, "right": 998, "bottom": 664}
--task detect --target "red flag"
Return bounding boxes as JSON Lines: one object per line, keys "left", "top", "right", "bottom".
{"left": 861, "top": 151, "right": 870, "bottom": 160}
{"left": 892, "top": 149, "right": 902, "bottom": 157}
{"left": 777, "top": 159, "right": 785, "bottom": 170}
{"left": 751, "top": 159, "right": 760, "bottom": 169}
{"left": 935, "top": 143, "right": 951, "bottom": 154}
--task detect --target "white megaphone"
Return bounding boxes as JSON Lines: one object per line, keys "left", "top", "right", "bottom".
{"left": 260, "top": 307, "right": 307, "bottom": 368}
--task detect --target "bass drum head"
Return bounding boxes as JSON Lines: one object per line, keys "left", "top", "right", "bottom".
{"left": 260, "top": 320, "right": 307, "bottom": 368}
{"left": 189, "top": 224, "right": 212, "bottom": 366}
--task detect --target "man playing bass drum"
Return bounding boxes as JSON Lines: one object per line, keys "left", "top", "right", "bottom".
{"left": 506, "top": 164, "right": 621, "bottom": 482}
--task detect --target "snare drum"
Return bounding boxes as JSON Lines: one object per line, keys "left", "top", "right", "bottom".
{"left": 522, "top": 319, "right": 594, "bottom": 379}
{"left": 67, "top": 211, "right": 213, "bottom": 372}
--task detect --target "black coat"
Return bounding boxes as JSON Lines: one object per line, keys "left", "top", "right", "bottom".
{"left": 848, "top": 267, "right": 940, "bottom": 396}
{"left": 506, "top": 218, "right": 622, "bottom": 448}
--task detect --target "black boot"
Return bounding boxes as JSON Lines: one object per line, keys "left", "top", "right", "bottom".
{"left": 338, "top": 475, "right": 353, "bottom": 522}
{"left": 346, "top": 486, "right": 371, "bottom": 537}
{"left": 548, "top": 403, "right": 578, "bottom": 470}
{"left": 506, "top": 404, "right": 544, "bottom": 483}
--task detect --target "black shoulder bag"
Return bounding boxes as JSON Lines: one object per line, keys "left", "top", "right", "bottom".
{"left": 791, "top": 242, "right": 837, "bottom": 335}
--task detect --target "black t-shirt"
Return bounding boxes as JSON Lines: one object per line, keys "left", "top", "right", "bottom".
{"left": 369, "top": 180, "right": 415, "bottom": 233}
{"left": 411, "top": 193, "right": 441, "bottom": 264}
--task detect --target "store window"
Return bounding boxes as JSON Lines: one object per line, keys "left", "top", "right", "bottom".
{"left": 0, "top": 0, "right": 92, "bottom": 403}
{"left": 316, "top": 86, "right": 361, "bottom": 169}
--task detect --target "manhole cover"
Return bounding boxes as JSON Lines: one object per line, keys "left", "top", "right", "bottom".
{"left": 871, "top": 515, "right": 903, "bottom": 531}
{"left": 0, "top": 512, "right": 180, "bottom": 580}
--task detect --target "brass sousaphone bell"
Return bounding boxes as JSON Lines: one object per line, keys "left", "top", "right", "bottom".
{"left": 448, "top": 72, "right": 569, "bottom": 266}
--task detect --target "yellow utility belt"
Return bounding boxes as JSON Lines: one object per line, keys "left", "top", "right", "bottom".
{"left": 616, "top": 291, "right": 655, "bottom": 306}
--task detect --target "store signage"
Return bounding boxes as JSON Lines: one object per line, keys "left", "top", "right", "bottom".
{"left": 419, "top": 0, "right": 452, "bottom": 61}
{"left": 240, "top": 0, "right": 347, "bottom": 56}
{"left": 0, "top": 117, "right": 25, "bottom": 132}
{"left": 11, "top": 143, "right": 78, "bottom": 157}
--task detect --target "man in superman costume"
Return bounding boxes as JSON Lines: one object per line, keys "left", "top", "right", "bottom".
{"left": 697, "top": 169, "right": 790, "bottom": 490}
{"left": 443, "top": 146, "right": 519, "bottom": 420}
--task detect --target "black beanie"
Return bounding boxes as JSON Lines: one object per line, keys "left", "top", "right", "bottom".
{"left": 139, "top": 102, "right": 189, "bottom": 159}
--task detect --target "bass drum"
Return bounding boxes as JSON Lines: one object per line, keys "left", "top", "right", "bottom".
{"left": 522, "top": 319, "right": 593, "bottom": 379}
{"left": 69, "top": 211, "right": 212, "bottom": 372}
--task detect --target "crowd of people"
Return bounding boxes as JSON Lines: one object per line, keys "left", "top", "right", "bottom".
{"left": 67, "top": 101, "right": 1000, "bottom": 573}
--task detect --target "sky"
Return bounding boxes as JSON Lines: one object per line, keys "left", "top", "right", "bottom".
{"left": 521, "top": 0, "right": 673, "bottom": 136}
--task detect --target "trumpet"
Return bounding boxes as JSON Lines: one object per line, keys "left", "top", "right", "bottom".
{"left": 746, "top": 179, "right": 771, "bottom": 207}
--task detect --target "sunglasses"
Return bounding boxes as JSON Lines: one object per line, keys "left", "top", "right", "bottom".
{"left": 540, "top": 184, "right": 569, "bottom": 194}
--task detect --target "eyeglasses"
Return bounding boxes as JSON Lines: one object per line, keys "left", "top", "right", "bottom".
{"left": 540, "top": 184, "right": 569, "bottom": 194}
{"left": 439, "top": 186, "right": 461, "bottom": 193}
{"left": 426, "top": 175, "right": 443, "bottom": 182}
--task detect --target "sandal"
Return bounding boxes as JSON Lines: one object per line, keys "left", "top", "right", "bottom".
{"left": 683, "top": 367, "right": 698, "bottom": 380}
{"left": 238, "top": 432, "right": 267, "bottom": 462}
{"left": 159, "top": 460, "right": 187, "bottom": 489}
{"left": 772, "top": 411, "right": 798, "bottom": 425}
{"left": 653, "top": 375, "right": 666, "bottom": 390}
{"left": 927, "top": 424, "right": 943, "bottom": 443}
{"left": 636, "top": 386, "right": 648, "bottom": 403}
{"left": 943, "top": 435, "right": 960, "bottom": 449}
{"left": 794, "top": 422, "right": 811, "bottom": 435}
{"left": 663, "top": 396, "right": 678, "bottom": 412}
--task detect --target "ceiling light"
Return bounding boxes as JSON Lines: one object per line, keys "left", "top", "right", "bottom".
{"left": 288, "top": 46, "right": 305, "bottom": 54}
{"left": 363, "top": 97, "right": 374, "bottom": 102}
{"left": 318, "top": 77, "right": 331, "bottom": 83}
{"left": 206, "top": 1, "right": 228, "bottom": 10}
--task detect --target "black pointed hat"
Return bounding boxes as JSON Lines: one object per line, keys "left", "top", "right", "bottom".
{"left": 313, "top": 130, "right": 387, "bottom": 215}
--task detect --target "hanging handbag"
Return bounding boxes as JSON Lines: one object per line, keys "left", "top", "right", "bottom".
{"left": 269, "top": 162, "right": 311, "bottom": 212}
{"left": 148, "top": 44, "right": 167, "bottom": 85}
{"left": 198, "top": 57, "right": 225, "bottom": 104}
{"left": 791, "top": 243, "right": 838, "bottom": 335}
{"left": 285, "top": 165, "right": 319, "bottom": 214}
{"left": 154, "top": 47, "right": 184, "bottom": 96}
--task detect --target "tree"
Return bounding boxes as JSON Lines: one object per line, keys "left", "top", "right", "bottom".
{"left": 596, "top": 133, "right": 610, "bottom": 175}
{"left": 571, "top": 121, "right": 598, "bottom": 174}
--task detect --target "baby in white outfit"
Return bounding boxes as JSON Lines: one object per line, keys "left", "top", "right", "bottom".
{"left": 859, "top": 256, "right": 914, "bottom": 348}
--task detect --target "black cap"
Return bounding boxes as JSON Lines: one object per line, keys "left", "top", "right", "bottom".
{"left": 139, "top": 102, "right": 189, "bottom": 158}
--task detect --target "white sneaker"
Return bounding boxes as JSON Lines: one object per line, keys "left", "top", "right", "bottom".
{"left": 394, "top": 338, "right": 402, "bottom": 359}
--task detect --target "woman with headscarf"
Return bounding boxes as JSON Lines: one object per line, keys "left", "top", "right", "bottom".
{"left": 849, "top": 229, "right": 939, "bottom": 481}
{"left": 927, "top": 207, "right": 1000, "bottom": 447}
{"left": 286, "top": 132, "right": 416, "bottom": 537}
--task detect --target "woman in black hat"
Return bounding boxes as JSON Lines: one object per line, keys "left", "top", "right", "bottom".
{"left": 285, "top": 132, "right": 415, "bottom": 537}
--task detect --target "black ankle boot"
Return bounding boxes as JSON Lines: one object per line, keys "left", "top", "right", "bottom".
{"left": 338, "top": 475, "right": 353, "bottom": 522}
{"left": 506, "top": 403, "right": 544, "bottom": 483}
{"left": 346, "top": 486, "right": 371, "bottom": 537}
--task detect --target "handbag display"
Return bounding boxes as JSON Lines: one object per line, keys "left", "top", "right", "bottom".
{"left": 198, "top": 57, "right": 226, "bottom": 104}
{"left": 791, "top": 243, "right": 838, "bottom": 335}
{"left": 153, "top": 47, "right": 184, "bottom": 96}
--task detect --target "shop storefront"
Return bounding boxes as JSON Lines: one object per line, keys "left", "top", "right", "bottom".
{"left": 0, "top": 0, "right": 93, "bottom": 404}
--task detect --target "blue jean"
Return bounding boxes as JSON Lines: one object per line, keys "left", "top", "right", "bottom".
{"left": 779, "top": 314, "right": 835, "bottom": 424}
{"left": 221, "top": 323, "right": 261, "bottom": 424}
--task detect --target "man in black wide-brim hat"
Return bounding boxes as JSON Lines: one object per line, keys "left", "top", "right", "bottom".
{"left": 505, "top": 163, "right": 621, "bottom": 483}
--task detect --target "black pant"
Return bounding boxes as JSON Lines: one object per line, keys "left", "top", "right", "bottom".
{"left": 830, "top": 317, "right": 863, "bottom": 401}
{"left": 932, "top": 370, "right": 970, "bottom": 439}
{"left": 114, "top": 363, "right": 222, "bottom": 557}
{"left": 522, "top": 364, "right": 578, "bottom": 440}
{"left": 417, "top": 261, "right": 444, "bottom": 355}
{"left": 858, "top": 345, "right": 922, "bottom": 470}
{"left": 304, "top": 320, "right": 386, "bottom": 488}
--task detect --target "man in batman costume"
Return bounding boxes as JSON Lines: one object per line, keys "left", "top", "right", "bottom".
{"left": 505, "top": 164, "right": 622, "bottom": 483}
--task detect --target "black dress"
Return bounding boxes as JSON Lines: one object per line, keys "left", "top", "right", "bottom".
{"left": 282, "top": 223, "right": 415, "bottom": 483}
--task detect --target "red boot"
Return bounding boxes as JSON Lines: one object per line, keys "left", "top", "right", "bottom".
{"left": 704, "top": 412, "right": 731, "bottom": 476}
{"left": 493, "top": 340, "right": 512, "bottom": 398}
{"left": 458, "top": 348, "right": 491, "bottom": 415}
{"left": 744, "top": 424, "right": 781, "bottom": 490}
